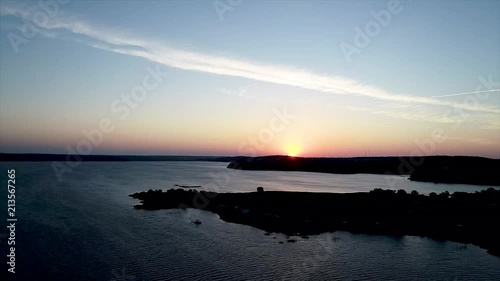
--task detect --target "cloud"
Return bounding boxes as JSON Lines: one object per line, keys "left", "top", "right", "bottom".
{"left": 95, "top": 42, "right": 500, "bottom": 114}
{"left": 481, "top": 120, "right": 500, "bottom": 130}
{"left": 440, "top": 136, "right": 499, "bottom": 146}
{"left": 347, "top": 105, "right": 462, "bottom": 124}
{"left": 1, "top": 2, "right": 499, "bottom": 118}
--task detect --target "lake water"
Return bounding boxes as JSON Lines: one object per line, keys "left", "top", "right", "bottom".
{"left": 0, "top": 161, "right": 499, "bottom": 280}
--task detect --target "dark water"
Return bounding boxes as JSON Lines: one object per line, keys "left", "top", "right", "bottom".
{"left": 0, "top": 162, "right": 499, "bottom": 280}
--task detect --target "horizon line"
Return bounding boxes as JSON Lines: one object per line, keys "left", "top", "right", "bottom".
{"left": 0, "top": 152, "right": 498, "bottom": 160}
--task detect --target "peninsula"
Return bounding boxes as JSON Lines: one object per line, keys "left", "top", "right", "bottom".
{"left": 130, "top": 187, "right": 500, "bottom": 257}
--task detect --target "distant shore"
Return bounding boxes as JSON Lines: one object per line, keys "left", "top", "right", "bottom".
{"left": 0, "top": 153, "right": 234, "bottom": 162}
{"left": 228, "top": 155, "right": 500, "bottom": 186}
{"left": 130, "top": 188, "right": 500, "bottom": 257}
{"left": 3, "top": 153, "right": 499, "bottom": 186}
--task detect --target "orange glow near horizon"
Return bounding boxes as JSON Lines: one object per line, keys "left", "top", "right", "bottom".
{"left": 285, "top": 144, "right": 301, "bottom": 157}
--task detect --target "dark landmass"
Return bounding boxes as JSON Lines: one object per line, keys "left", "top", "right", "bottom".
{"left": 408, "top": 156, "right": 500, "bottom": 186}
{"left": 228, "top": 155, "right": 500, "bottom": 186}
{"left": 130, "top": 188, "right": 500, "bottom": 257}
{"left": 3, "top": 153, "right": 498, "bottom": 186}
{"left": 0, "top": 153, "right": 236, "bottom": 162}
{"left": 228, "top": 155, "right": 407, "bottom": 174}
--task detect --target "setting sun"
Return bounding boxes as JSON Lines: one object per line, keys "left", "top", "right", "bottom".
{"left": 285, "top": 144, "right": 301, "bottom": 157}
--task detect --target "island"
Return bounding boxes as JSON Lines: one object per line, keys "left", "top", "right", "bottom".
{"left": 227, "top": 155, "right": 500, "bottom": 186}
{"left": 130, "top": 187, "right": 500, "bottom": 257}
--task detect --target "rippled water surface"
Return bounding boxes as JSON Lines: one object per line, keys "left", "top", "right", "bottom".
{"left": 0, "top": 162, "right": 499, "bottom": 280}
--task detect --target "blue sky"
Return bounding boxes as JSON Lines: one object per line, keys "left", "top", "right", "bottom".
{"left": 0, "top": 0, "right": 499, "bottom": 157}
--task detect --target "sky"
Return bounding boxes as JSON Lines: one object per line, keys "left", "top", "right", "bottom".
{"left": 0, "top": 0, "right": 499, "bottom": 158}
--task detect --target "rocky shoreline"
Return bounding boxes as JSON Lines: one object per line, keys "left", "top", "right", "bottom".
{"left": 130, "top": 187, "right": 500, "bottom": 257}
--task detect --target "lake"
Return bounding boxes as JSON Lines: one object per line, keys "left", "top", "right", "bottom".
{"left": 0, "top": 161, "right": 498, "bottom": 280}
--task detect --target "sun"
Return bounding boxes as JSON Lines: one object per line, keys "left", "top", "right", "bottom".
{"left": 285, "top": 144, "right": 300, "bottom": 157}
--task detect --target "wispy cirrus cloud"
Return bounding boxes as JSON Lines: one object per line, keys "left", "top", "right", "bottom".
{"left": 1, "top": 2, "right": 499, "bottom": 119}
{"left": 349, "top": 101, "right": 500, "bottom": 128}
{"left": 347, "top": 105, "right": 462, "bottom": 124}
{"left": 440, "top": 136, "right": 499, "bottom": 146}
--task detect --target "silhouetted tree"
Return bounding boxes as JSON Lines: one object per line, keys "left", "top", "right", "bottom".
{"left": 397, "top": 189, "right": 407, "bottom": 196}
{"left": 257, "top": 187, "right": 264, "bottom": 193}
{"left": 439, "top": 191, "right": 450, "bottom": 199}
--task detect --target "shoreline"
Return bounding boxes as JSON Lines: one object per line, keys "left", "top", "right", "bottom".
{"left": 130, "top": 188, "right": 500, "bottom": 257}
{"left": 228, "top": 156, "right": 500, "bottom": 186}
{"left": 3, "top": 153, "right": 498, "bottom": 186}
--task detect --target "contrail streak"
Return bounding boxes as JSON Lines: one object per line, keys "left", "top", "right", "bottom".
{"left": 431, "top": 89, "right": 500, "bottom": 98}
